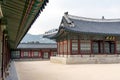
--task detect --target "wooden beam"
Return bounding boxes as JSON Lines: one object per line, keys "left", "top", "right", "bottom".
{"left": 2, "top": 5, "right": 23, "bottom": 14}
{"left": 10, "top": 0, "right": 26, "bottom": 6}
{"left": 7, "top": 0, "right": 25, "bottom": 10}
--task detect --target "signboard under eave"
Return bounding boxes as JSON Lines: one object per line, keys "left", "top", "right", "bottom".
{"left": 105, "top": 36, "right": 115, "bottom": 41}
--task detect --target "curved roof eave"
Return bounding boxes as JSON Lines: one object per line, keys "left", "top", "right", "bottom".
{"left": 50, "top": 27, "right": 66, "bottom": 39}
{"left": 65, "top": 27, "right": 120, "bottom": 36}
{"left": 1, "top": 0, "right": 49, "bottom": 49}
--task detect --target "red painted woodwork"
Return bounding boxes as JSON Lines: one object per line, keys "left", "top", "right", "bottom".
{"left": 20, "top": 50, "right": 21, "bottom": 58}
{"left": 115, "top": 40, "right": 117, "bottom": 54}
{"left": 103, "top": 41, "right": 105, "bottom": 54}
{"left": 2, "top": 31, "right": 11, "bottom": 78}
{"left": 28, "top": 51, "right": 31, "bottom": 57}
{"left": 51, "top": 51, "right": 52, "bottom": 56}
{"left": 58, "top": 42, "right": 60, "bottom": 55}
{"left": 31, "top": 50, "right": 33, "bottom": 57}
{"left": 60, "top": 41, "right": 62, "bottom": 55}
{"left": 78, "top": 39, "right": 80, "bottom": 55}
{"left": 57, "top": 42, "right": 59, "bottom": 56}
{"left": 67, "top": 40, "right": 68, "bottom": 57}
{"left": 30, "top": 50, "right": 32, "bottom": 57}
{"left": 39, "top": 51, "right": 41, "bottom": 57}
{"left": 62, "top": 41, "right": 63, "bottom": 56}
{"left": 1, "top": 32, "right": 4, "bottom": 78}
{"left": 63, "top": 40, "right": 67, "bottom": 55}
{"left": 80, "top": 40, "right": 83, "bottom": 57}
{"left": 12, "top": 48, "right": 57, "bottom": 59}
{"left": 21, "top": 50, "right": 24, "bottom": 58}
{"left": 70, "top": 39, "right": 72, "bottom": 55}
{"left": 49, "top": 51, "right": 51, "bottom": 58}
{"left": 90, "top": 40, "right": 92, "bottom": 57}
{"left": 41, "top": 51, "right": 43, "bottom": 58}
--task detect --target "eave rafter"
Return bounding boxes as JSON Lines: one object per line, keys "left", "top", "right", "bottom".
{"left": 0, "top": 0, "right": 48, "bottom": 48}
{"left": 15, "top": 0, "right": 47, "bottom": 48}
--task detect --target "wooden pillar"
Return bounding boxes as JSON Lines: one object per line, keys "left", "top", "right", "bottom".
{"left": 114, "top": 40, "right": 117, "bottom": 55}
{"left": 81, "top": 40, "right": 83, "bottom": 57}
{"left": 62, "top": 41, "right": 64, "bottom": 57}
{"left": 31, "top": 50, "right": 33, "bottom": 58}
{"left": 58, "top": 42, "right": 60, "bottom": 56}
{"left": 103, "top": 40, "right": 105, "bottom": 54}
{"left": 67, "top": 40, "right": 68, "bottom": 57}
{"left": 64, "top": 41, "right": 66, "bottom": 55}
{"left": 41, "top": 51, "right": 43, "bottom": 59}
{"left": 1, "top": 31, "right": 5, "bottom": 78}
{"left": 51, "top": 50, "right": 53, "bottom": 57}
{"left": 1, "top": 31, "right": 9, "bottom": 79}
{"left": 59, "top": 42, "right": 60, "bottom": 56}
{"left": 4, "top": 39, "right": 6, "bottom": 69}
{"left": 3, "top": 36, "right": 5, "bottom": 70}
{"left": 5, "top": 39, "right": 8, "bottom": 68}
{"left": 6, "top": 39, "right": 10, "bottom": 68}
{"left": 4, "top": 36, "right": 9, "bottom": 69}
{"left": 59, "top": 41, "right": 62, "bottom": 55}
{"left": 7, "top": 44, "right": 10, "bottom": 64}
{"left": 57, "top": 42, "right": 58, "bottom": 56}
{"left": 48, "top": 51, "right": 50, "bottom": 59}
{"left": 28, "top": 50, "right": 30, "bottom": 58}
{"left": 90, "top": 40, "right": 93, "bottom": 57}
{"left": 98, "top": 41, "right": 100, "bottom": 54}
{"left": 70, "top": 39, "right": 72, "bottom": 55}
{"left": 78, "top": 39, "right": 80, "bottom": 55}
{"left": 20, "top": 50, "right": 23, "bottom": 58}
{"left": 20, "top": 50, "right": 21, "bottom": 58}
{"left": 49, "top": 50, "right": 52, "bottom": 59}
{"left": 39, "top": 50, "right": 41, "bottom": 58}
{"left": 30, "top": 50, "right": 32, "bottom": 58}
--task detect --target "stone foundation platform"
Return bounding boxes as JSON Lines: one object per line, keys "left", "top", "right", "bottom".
{"left": 50, "top": 55, "right": 120, "bottom": 64}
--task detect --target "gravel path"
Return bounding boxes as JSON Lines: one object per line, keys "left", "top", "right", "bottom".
{"left": 15, "top": 61, "right": 120, "bottom": 80}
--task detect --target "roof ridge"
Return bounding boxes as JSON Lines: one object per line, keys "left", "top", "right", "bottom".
{"left": 63, "top": 12, "right": 75, "bottom": 27}
{"left": 63, "top": 13, "right": 72, "bottom": 24}
{"left": 20, "top": 43, "right": 56, "bottom": 44}
{"left": 67, "top": 14, "right": 120, "bottom": 22}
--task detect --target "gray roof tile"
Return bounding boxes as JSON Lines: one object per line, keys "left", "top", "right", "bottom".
{"left": 61, "top": 13, "right": 120, "bottom": 35}
{"left": 17, "top": 43, "right": 57, "bottom": 49}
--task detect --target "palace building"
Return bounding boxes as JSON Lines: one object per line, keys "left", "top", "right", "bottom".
{"left": 11, "top": 43, "right": 57, "bottom": 59}
{"left": 50, "top": 12, "right": 120, "bottom": 64}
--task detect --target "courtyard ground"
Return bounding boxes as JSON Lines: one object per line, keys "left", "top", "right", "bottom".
{"left": 15, "top": 61, "right": 120, "bottom": 80}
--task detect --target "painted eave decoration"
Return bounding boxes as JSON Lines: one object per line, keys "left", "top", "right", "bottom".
{"left": 0, "top": 0, "right": 49, "bottom": 49}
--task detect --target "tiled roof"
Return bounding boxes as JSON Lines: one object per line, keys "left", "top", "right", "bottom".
{"left": 43, "top": 33, "right": 57, "bottom": 38}
{"left": 60, "top": 12, "right": 120, "bottom": 35}
{"left": 17, "top": 43, "right": 57, "bottom": 49}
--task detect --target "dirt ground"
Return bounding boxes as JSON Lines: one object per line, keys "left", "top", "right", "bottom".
{"left": 15, "top": 61, "right": 120, "bottom": 80}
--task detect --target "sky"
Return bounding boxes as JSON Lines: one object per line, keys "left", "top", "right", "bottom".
{"left": 28, "top": 0, "right": 120, "bottom": 35}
